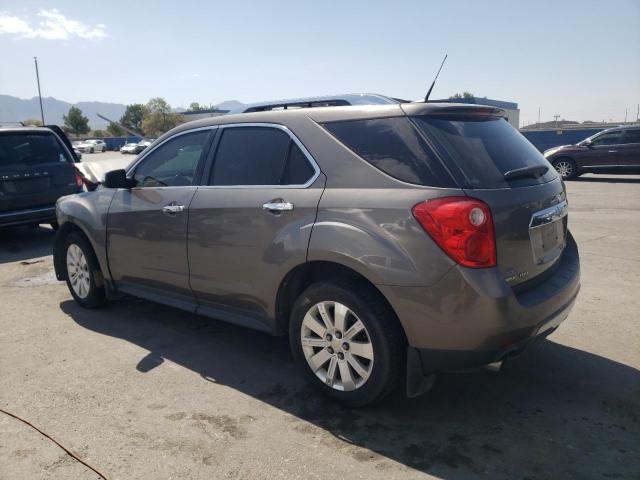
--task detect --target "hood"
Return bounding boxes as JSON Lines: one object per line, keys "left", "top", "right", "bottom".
{"left": 543, "top": 144, "right": 581, "bottom": 156}
{"left": 74, "top": 156, "right": 133, "bottom": 184}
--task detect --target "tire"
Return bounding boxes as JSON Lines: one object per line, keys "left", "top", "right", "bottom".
{"left": 289, "top": 280, "right": 404, "bottom": 407}
{"left": 552, "top": 157, "right": 578, "bottom": 180}
{"left": 62, "top": 232, "right": 106, "bottom": 308}
{"left": 90, "top": 147, "right": 94, "bottom": 154}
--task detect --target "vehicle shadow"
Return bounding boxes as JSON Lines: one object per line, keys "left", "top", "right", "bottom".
{"left": 0, "top": 225, "right": 55, "bottom": 264}
{"left": 60, "top": 298, "right": 639, "bottom": 479}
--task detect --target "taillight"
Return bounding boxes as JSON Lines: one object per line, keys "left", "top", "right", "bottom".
{"left": 412, "top": 196, "right": 496, "bottom": 268}
{"left": 75, "top": 171, "right": 84, "bottom": 189}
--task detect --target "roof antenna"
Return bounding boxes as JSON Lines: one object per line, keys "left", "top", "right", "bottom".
{"left": 424, "top": 54, "right": 448, "bottom": 102}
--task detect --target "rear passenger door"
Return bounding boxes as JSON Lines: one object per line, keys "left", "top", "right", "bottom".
{"left": 619, "top": 129, "right": 640, "bottom": 169}
{"left": 188, "top": 124, "right": 325, "bottom": 331}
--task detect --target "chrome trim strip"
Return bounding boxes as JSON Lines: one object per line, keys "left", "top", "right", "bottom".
{"left": 529, "top": 200, "right": 568, "bottom": 229}
{"left": 0, "top": 205, "right": 56, "bottom": 218}
{"left": 582, "top": 164, "right": 630, "bottom": 169}
{"left": 126, "top": 126, "right": 219, "bottom": 176}
{"left": 127, "top": 123, "right": 321, "bottom": 190}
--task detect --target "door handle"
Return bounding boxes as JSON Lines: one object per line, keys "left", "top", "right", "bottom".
{"left": 162, "top": 203, "right": 185, "bottom": 215}
{"left": 262, "top": 201, "right": 294, "bottom": 212}
{"left": 608, "top": 150, "right": 618, "bottom": 153}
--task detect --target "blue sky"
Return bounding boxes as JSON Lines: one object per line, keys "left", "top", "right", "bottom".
{"left": 1, "top": 0, "right": 639, "bottom": 126}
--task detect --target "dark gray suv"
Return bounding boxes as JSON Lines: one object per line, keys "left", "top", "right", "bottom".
{"left": 53, "top": 102, "right": 580, "bottom": 406}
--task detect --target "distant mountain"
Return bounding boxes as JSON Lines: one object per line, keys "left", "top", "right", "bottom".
{"left": 0, "top": 95, "right": 247, "bottom": 129}
{"left": 0, "top": 95, "right": 127, "bottom": 129}
{"left": 215, "top": 100, "right": 244, "bottom": 111}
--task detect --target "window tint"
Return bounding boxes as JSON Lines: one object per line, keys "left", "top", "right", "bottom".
{"left": 622, "top": 129, "right": 640, "bottom": 144}
{"left": 413, "top": 116, "right": 557, "bottom": 189}
{"left": 0, "top": 132, "right": 73, "bottom": 168}
{"left": 210, "top": 127, "right": 314, "bottom": 186}
{"left": 322, "top": 117, "right": 455, "bottom": 187}
{"left": 591, "top": 131, "right": 622, "bottom": 146}
{"left": 133, "top": 130, "right": 209, "bottom": 187}
{"left": 281, "top": 142, "right": 315, "bottom": 185}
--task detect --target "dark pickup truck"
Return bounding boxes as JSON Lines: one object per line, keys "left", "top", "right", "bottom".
{"left": 0, "top": 125, "right": 83, "bottom": 228}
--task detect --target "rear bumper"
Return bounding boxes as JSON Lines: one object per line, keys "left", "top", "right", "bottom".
{"left": 0, "top": 205, "right": 57, "bottom": 227}
{"left": 380, "top": 232, "right": 580, "bottom": 376}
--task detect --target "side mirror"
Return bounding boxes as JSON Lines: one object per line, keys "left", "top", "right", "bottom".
{"left": 103, "top": 169, "right": 133, "bottom": 189}
{"left": 583, "top": 139, "right": 594, "bottom": 148}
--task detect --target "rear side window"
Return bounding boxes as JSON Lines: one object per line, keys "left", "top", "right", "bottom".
{"left": 0, "top": 132, "right": 73, "bottom": 168}
{"left": 622, "top": 129, "right": 640, "bottom": 144}
{"left": 210, "top": 127, "right": 316, "bottom": 186}
{"left": 413, "top": 116, "right": 558, "bottom": 189}
{"left": 322, "top": 117, "right": 455, "bottom": 187}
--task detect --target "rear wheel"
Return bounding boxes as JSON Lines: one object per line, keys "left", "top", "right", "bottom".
{"left": 289, "top": 280, "right": 403, "bottom": 407}
{"left": 89, "top": 147, "right": 94, "bottom": 153}
{"left": 63, "top": 232, "right": 106, "bottom": 308}
{"left": 552, "top": 157, "right": 578, "bottom": 180}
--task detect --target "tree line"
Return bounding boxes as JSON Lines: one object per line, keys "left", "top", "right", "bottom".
{"left": 31, "top": 97, "right": 188, "bottom": 138}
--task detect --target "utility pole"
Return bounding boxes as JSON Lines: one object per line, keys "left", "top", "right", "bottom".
{"left": 34, "top": 57, "right": 45, "bottom": 125}
{"left": 553, "top": 114, "right": 560, "bottom": 129}
{"left": 624, "top": 108, "right": 628, "bottom": 124}
{"left": 538, "top": 107, "right": 541, "bottom": 126}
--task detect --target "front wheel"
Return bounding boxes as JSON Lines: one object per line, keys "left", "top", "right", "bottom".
{"left": 63, "top": 232, "right": 106, "bottom": 308}
{"left": 289, "top": 280, "right": 404, "bottom": 407}
{"left": 552, "top": 158, "right": 578, "bottom": 180}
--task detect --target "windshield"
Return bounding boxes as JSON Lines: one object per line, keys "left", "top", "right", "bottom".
{"left": 0, "top": 131, "right": 74, "bottom": 168}
{"left": 412, "top": 116, "right": 558, "bottom": 189}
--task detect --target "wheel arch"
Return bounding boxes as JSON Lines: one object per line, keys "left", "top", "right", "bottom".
{"left": 54, "top": 221, "right": 102, "bottom": 281}
{"left": 274, "top": 260, "right": 407, "bottom": 346}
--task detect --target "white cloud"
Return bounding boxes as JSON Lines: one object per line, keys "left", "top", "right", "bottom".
{"left": 0, "top": 8, "right": 106, "bottom": 40}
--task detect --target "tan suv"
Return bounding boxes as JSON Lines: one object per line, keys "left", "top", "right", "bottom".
{"left": 53, "top": 102, "right": 580, "bottom": 406}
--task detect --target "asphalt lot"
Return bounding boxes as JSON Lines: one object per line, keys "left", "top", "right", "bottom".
{"left": 1, "top": 163, "right": 639, "bottom": 479}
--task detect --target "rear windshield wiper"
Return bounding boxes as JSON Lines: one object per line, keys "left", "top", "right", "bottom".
{"left": 503, "top": 165, "right": 549, "bottom": 181}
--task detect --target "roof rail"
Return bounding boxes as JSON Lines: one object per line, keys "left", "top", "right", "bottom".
{"left": 228, "top": 93, "right": 399, "bottom": 114}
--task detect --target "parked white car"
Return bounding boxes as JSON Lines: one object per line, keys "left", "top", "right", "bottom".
{"left": 76, "top": 139, "right": 106, "bottom": 153}
{"left": 120, "top": 142, "right": 138, "bottom": 154}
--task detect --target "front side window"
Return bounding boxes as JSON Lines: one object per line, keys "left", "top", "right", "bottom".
{"left": 591, "top": 131, "right": 622, "bottom": 146}
{"left": 209, "top": 126, "right": 315, "bottom": 186}
{"left": 133, "top": 130, "right": 210, "bottom": 187}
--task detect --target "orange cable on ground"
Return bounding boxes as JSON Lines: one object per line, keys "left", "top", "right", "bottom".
{"left": 0, "top": 407, "right": 109, "bottom": 479}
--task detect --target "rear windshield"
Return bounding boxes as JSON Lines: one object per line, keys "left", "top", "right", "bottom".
{"left": 321, "top": 117, "right": 456, "bottom": 187}
{"left": 412, "top": 116, "right": 557, "bottom": 188}
{"left": 0, "top": 131, "right": 73, "bottom": 169}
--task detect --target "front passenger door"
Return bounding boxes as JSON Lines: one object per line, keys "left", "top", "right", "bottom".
{"left": 107, "top": 128, "right": 214, "bottom": 309}
{"left": 587, "top": 130, "right": 623, "bottom": 171}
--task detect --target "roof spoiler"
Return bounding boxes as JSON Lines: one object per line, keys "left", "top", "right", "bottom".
{"left": 402, "top": 103, "right": 506, "bottom": 119}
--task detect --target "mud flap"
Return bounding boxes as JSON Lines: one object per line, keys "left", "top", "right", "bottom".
{"left": 406, "top": 347, "right": 437, "bottom": 398}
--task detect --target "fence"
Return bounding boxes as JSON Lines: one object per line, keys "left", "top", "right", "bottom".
{"left": 521, "top": 128, "right": 605, "bottom": 152}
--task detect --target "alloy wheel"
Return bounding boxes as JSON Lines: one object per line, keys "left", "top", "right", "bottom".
{"left": 554, "top": 160, "right": 573, "bottom": 179}
{"left": 66, "top": 244, "right": 90, "bottom": 299}
{"left": 300, "top": 301, "right": 374, "bottom": 391}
